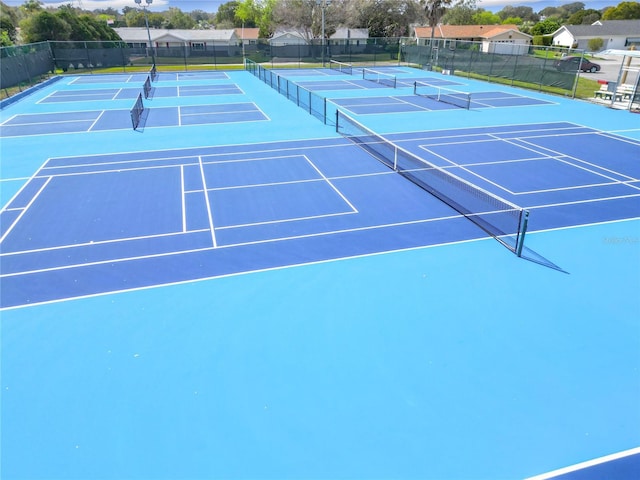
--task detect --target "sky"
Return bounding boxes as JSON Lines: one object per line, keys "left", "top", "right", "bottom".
{"left": 0, "top": 0, "right": 617, "bottom": 14}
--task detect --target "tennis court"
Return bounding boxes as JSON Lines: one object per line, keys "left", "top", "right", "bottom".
{"left": 1, "top": 64, "right": 638, "bottom": 479}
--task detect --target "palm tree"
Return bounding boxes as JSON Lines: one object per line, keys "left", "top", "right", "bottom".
{"left": 422, "top": 0, "right": 454, "bottom": 68}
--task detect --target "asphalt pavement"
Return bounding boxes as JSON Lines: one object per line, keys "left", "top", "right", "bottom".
{"left": 580, "top": 53, "right": 631, "bottom": 83}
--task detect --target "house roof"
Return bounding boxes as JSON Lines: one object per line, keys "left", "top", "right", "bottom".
{"left": 330, "top": 28, "right": 369, "bottom": 39}
{"left": 114, "top": 27, "right": 236, "bottom": 43}
{"left": 414, "top": 24, "right": 528, "bottom": 40}
{"left": 235, "top": 28, "right": 260, "bottom": 40}
{"left": 271, "top": 29, "right": 308, "bottom": 41}
{"left": 556, "top": 20, "right": 640, "bottom": 38}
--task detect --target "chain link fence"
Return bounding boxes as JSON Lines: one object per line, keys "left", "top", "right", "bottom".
{"left": 2, "top": 38, "right": 580, "bottom": 99}
{"left": 1, "top": 42, "right": 55, "bottom": 97}
{"left": 402, "top": 39, "right": 579, "bottom": 93}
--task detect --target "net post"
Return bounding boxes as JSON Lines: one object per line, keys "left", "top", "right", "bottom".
{"left": 335, "top": 109, "right": 340, "bottom": 132}
{"left": 323, "top": 97, "right": 327, "bottom": 124}
{"left": 393, "top": 146, "right": 398, "bottom": 171}
{"left": 516, "top": 210, "right": 529, "bottom": 257}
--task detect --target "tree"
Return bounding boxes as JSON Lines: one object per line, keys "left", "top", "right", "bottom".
{"left": 164, "top": 7, "right": 196, "bottom": 29}
{"left": 422, "top": 0, "right": 454, "bottom": 27}
{"left": 19, "top": 5, "right": 122, "bottom": 43}
{"left": 235, "top": 0, "right": 260, "bottom": 28}
{"left": 472, "top": 10, "right": 500, "bottom": 24}
{"left": 271, "top": 0, "right": 315, "bottom": 40}
{"left": 602, "top": 1, "right": 640, "bottom": 20}
{"left": 588, "top": 37, "right": 604, "bottom": 51}
{"left": 216, "top": 0, "right": 240, "bottom": 26}
{"left": 1, "top": 29, "right": 11, "bottom": 46}
{"left": 530, "top": 18, "right": 561, "bottom": 36}
{"left": 559, "top": 2, "right": 585, "bottom": 16}
{"left": 567, "top": 9, "right": 601, "bottom": 25}
{"left": 352, "top": 0, "right": 422, "bottom": 37}
{"left": 539, "top": 7, "right": 561, "bottom": 19}
{"left": 497, "top": 5, "right": 537, "bottom": 23}
{"left": 501, "top": 17, "right": 523, "bottom": 25}
{"left": 441, "top": 4, "right": 475, "bottom": 24}
{"left": 0, "top": 1, "right": 18, "bottom": 44}
{"left": 20, "top": 10, "right": 71, "bottom": 42}
{"left": 20, "top": 0, "right": 43, "bottom": 16}
{"left": 257, "top": 0, "right": 276, "bottom": 37}
{"left": 56, "top": 5, "right": 96, "bottom": 41}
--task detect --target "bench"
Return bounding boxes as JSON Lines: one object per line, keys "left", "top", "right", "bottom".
{"left": 617, "top": 84, "right": 635, "bottom": 100}
{"left": 594, "top": 83, "right": 636, "bottom": 102}
{"left": 594, "top": 83, "right": 609, "bottom": 98}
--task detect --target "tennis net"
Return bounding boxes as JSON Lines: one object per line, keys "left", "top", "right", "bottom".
{"left": 143, "top": 75, "right": 152, "bottom": 99}
{"left": 130, "top": 93, "right": 144, "bottom": 130}
{"left": 150, "top": 64, "right": 158, "bottom": 82}
{"left": 362, "top": 68, "right": 397, "bottom": 88}
{"left": 335, "top": 110, "right": 528, "bottom": 254}
{"left": 329, "top": 60, "right": 353, "bottom": 75}
{"left": 414, "top": 81, "right": 472, "bottom": 109}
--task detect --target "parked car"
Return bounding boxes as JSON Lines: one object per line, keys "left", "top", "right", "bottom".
{"left": 554, "top": 56, "right": 601, "bottom": 73}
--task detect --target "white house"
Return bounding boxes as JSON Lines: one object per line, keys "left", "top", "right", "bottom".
{"left": 114, "top": 27, "right": 239, "bottom": 56}
{"left": 269, "top": 30, "right": 309, "bottom": 46}
{"left": 330, "top": 28, "right": 368, "bottom": 47}
{"left": 552, "top": 20, "right": 640, "bottom": 51}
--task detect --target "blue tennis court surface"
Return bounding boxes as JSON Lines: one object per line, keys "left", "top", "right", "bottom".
{"left": 1, "top": 65, "right": 638, "bottom": 479}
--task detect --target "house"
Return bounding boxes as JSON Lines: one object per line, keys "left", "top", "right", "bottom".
{"left": 269, "top": 30, "right": 310, "bottom": 58}
{"left": 114, "top": 27, "right": 239, "bottom": 56}
{"left": 269, "top": 30, "right": 309, "bottom": 46}
{"left": 552, "top": 20, "right": 640, "bottom": 51}
{"left": 414, "top": 24, "right": 532, "bottom": 54}
{"left": 235, "top": 27, "right": 260, "bottom": 45}
{"left": 329, "top": 28, "right": 369, "bottom": 53}
{"left": 235, "top": 27, "right": 260, "bottom": 54}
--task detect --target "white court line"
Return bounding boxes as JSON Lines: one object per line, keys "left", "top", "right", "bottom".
{"left": 389, "top": 122, "right": 589, "bottom": 141}
{"left": 0, "top": 221, "right": 483, "bottom": 312}
{"left": 87, "top": 110, "right": 106, "bottom": 132}
{"left": 183, "top": 169, "right": 393, "bottom": 196}
{"left": 483, "top": 133, "right": 635, "bottom": 183}
{"left": 198, "top": 155, "right": 217, "bottom": 248}
{"left": 0, "top": 213, "right": 463, "bottom": 279}
{"left": 416, "top": 137, "right": 636, "bottom": 196}
{"left": 39, "top": 162, "right": 192, "bottom": 179}
{"left": 42, "top": 154, "right": 200, "bottom": 171}
{"left": 1, "top": 228, "right": 209, "bottom": 258}
{"left": 207, "top": 177, "right": 326, "bottom": 192}
{"left": 515, "top": 136, "right": 639, "bottom": 182}
{"left": 526, "top": 191, "right": 640, "bottom": 211}
{"left": 303, "top": 154, "right": 358, "bottom": 214}
{"left": 342, "top": 80, "right": 367, "bottom": 89}
{"left": 180, "top": 108, "right": 260, "bottom": 117}
{"left": 413, "top": 146, "right": 530, "bottom": 196}
{"left": 3, "top": 117, "right": 98, "bottom": 128}
{"left": 39, "top": 134, "right": 347, "bottom": 162}
{"left": 0, "top": 114, "right": 19, "bottom": 126}
{"left": 216, "top": 210, "right": 357, "bottom": 230}
{"left": 201, "top": 153, "right": 310, "bottom": 165}
{"left": 524, "top": 446, "right": 640, "bottom": 480}
{"left": 180, "top": 165, "right": 187, "bottom": 233}
{"left": 598, "top": 130, "right": 640, "bottom": 146}
{"left": 0, "top": 176, "right": 52, "bottom": 244}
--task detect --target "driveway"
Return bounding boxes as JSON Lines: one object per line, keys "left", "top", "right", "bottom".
{"left": 580, "top": 53, "right": 632, "bottom": 84}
